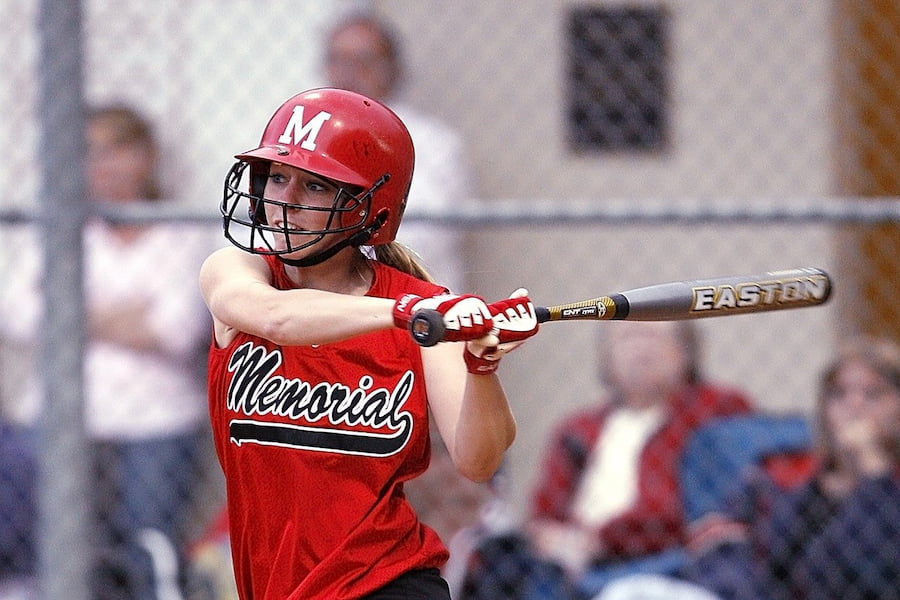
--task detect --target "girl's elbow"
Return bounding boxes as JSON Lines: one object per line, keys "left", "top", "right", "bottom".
{"left": 445, "top": 410, "right": 516, "bottom": 482}
{"left": 505, "top": 418, "right": 517, "bottom": 448}
{"left": 254, "top": 307, "right": 306, "bottom": 345}
{"left": 250, "top": 319, "right": 286, "bottom": 345}
{"left": 455, "top": 436, "right": 515, "bottom": 483}
{"left": 457, "top": 460, "right": 502, "bottom": 484}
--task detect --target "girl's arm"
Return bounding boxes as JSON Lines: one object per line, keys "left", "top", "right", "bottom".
{"left": 423, "top": 341, "right": 516, "bottom": 483}
{"left": 199, "top": 246, "right": 394, "bottom": 348}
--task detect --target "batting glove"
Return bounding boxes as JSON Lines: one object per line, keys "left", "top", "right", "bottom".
{"left": 464, "top": 289, "right": 539, "bottom": 374}
{"left": 393, "top": 293, "right": 494, "bottom": 345}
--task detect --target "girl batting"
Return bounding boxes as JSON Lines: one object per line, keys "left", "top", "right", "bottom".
{"left": 200, "top": 88, "right": 538, "bottom": 599}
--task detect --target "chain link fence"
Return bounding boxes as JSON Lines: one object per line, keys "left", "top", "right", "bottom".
{"left": 1, "top": 1, "right": 898, "bottom": 599}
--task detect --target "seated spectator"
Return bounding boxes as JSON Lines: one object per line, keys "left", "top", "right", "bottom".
{"left": 0, "top": 104, "right": 215, "bottom": 600}
{"left": 681, "top": 334, "right": 900, "bottom": 600}
{"left": 460, "top": 320, "right": 754, "bottom": 599}
{"left": 598, "top": 334, "right": 900, "bottom": 600}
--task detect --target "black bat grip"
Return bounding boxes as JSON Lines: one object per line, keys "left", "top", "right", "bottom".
{"left": 535, "top": 307, "right": 551, "bottom": 323}
{"left": 409, "top": 309, "right": 446, "bottom": 347}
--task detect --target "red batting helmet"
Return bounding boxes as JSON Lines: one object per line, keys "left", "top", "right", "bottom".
{"left": 221, "top": 88, "right": 415, "bottom": 265}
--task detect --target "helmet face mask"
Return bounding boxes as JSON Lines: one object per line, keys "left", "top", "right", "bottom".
{"left": 220, "top": 88, "right": 413, "bottom": 266}
{"left": 222, "top": 160, "right": 375, "bottom": 258}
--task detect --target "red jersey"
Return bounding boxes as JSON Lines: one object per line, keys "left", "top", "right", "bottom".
{"left": 207, "top": 257, "right": 449, "bottom": 600}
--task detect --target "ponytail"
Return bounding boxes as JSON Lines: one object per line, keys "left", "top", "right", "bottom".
{"left": 370, "top": 241, "right": 436, "bottom": 284}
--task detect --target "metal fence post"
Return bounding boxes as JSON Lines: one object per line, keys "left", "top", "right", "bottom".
{"left": 36, "top": 1, "right": 91, "bottom": 598}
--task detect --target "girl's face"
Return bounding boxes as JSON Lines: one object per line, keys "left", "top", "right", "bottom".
{"left": 824, "top": 359, "right": 900, "bottom": 461}
{"left": 262, "top": 162, "right": 351, "bottom": 256}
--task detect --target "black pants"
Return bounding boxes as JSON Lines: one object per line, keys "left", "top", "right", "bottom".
{"left": 364, "top": 568, "right": 451, "bottom": 600}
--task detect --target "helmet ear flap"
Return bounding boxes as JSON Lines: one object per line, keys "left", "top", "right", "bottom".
{"left": 340, "top": 207, "right": 389, "bottom": 251}
{"left": 367, "top": 208, "right": 390, "bottom": 242}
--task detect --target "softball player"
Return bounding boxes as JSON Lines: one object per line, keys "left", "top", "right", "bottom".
{"left": 200, "top": 88, "right": 538, "bottom": 599}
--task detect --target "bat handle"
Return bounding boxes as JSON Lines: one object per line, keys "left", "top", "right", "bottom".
{"left": 413, "top": 306, "right": 552, "bottom": 345}
{"left": 409, "top": 309, "right": 446, "bottom": 347}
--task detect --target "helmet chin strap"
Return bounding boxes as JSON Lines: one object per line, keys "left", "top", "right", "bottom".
{"left": 277, "top": 211, "right": 388, "bottom": 268}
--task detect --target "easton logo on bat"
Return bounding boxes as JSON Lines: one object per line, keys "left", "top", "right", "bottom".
{"left": 691, "top": 273, "right": 829, "bottom": 312}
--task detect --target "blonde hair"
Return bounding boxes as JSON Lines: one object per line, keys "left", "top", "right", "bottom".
{"left": 371, "top": 241, "right": 437, "bottom": 284}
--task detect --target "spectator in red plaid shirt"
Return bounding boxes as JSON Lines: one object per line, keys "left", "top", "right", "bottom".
{"left": 528, "top": 320, "right": 753, "bottom": 575}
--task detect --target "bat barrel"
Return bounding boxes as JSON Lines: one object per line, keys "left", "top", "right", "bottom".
{"left": 644, "top": 267, "right": 832, "bottom": 319}
{"left": 536, "top": 267, "right": 831, "bottom": 322}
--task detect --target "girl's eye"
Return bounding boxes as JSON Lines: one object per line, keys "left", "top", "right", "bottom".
{"left": 269, "top": 172, "right": 287, "bottom": 184}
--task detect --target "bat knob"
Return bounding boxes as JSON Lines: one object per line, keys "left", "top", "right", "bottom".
{"left": 409, "top": 309, "right": 445, "bottom": 347}
{"left": 534, "top": 306, "right": 551, "bottom": 323}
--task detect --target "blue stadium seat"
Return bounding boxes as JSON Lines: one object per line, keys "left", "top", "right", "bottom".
{"left": 680, "top": 414, "right": 811, "bottom": 522}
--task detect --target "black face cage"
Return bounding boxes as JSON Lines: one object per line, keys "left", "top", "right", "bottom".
{"left": 221, "top": 161, "right": 374, "bottom": 257}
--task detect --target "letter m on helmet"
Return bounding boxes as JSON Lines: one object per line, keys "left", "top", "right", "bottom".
{"left": 277, "top": 105, "right": 332, "bottom": 151}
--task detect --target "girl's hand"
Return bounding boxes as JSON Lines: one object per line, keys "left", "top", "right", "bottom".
{"left": 464, "top": 288, "right": 539, "bottom": 374}
{"left": 393, "top": 293, "right": 494, "bottom": 344}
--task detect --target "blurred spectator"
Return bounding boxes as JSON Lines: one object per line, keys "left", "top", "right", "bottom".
{"left": 460, "top": 320, "right": 754, "bottom": 599}
{"left": 0, "top": 104, "right": 215, "bottom": 600}
{"left": 0, "top": 244, "right": 38, "bottom": 598}
{"left": 324, "top": 11, "right": 476, "bottom": 293}
{"left": 594, "top": 335, "right": 900, "bottom": 600}
{"left": 667, "top": 334, "right": 900, "bottom": 600}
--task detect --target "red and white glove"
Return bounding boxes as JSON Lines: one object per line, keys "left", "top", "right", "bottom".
{"left": 393, "top": 293, "right": 494, "bottom": 345}
{"left": 464, "top": 288, "right": 539, "bottom": 374}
